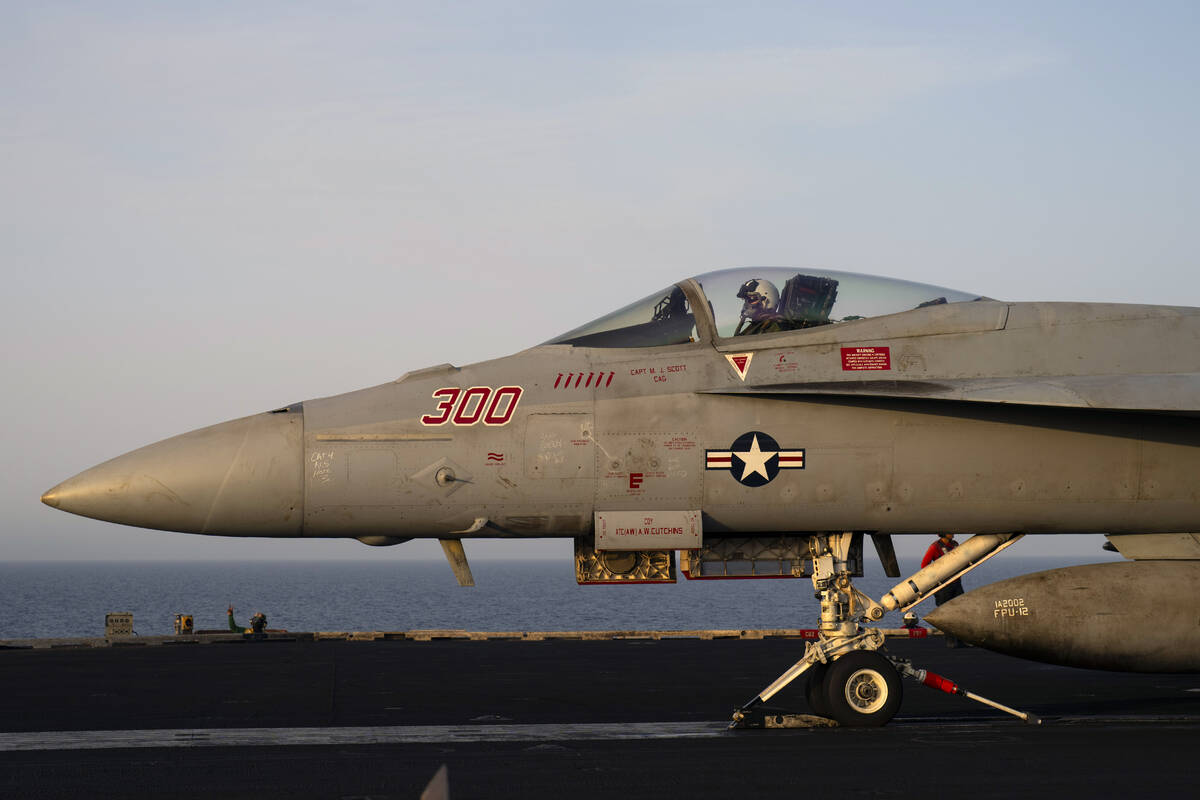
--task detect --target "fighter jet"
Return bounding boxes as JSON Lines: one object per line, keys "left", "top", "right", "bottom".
{"left": 42, "top": 266, "right": 1200, "bottom": 726}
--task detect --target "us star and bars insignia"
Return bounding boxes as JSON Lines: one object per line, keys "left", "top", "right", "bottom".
{"left": 705, "top": 431, "right": 804, "bottom": 487}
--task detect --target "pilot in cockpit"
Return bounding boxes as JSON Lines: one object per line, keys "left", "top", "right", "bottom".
{"left": 734, "top": 278, "right": 785, "bottom": 336}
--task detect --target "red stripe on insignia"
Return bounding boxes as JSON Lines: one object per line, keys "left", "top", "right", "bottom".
{"left": 605, "top": 372, "right": 614, "bottom": 387}
{"left": 554, "top": 374, "right": 563, "bottom": 388}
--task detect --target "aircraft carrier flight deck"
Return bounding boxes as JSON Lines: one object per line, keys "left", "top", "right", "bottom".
{"left": 1, "top": 630, "right": 1196, "bottom": 799}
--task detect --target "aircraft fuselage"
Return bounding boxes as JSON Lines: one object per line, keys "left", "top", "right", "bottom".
{"left": 44, "top": 298, "right": 1200, "bottom": 543}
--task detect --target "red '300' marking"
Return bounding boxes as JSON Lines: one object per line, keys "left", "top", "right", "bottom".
{"left": 483, "top": 386, "right": 522, "bottom": 425}
{"left": 452, "top": 387, "right": 491, "bottom": 425}
{"left": 421, "top": 386, "right": 523, "bottom": 426}
{"left": 420, "top": 388, "right": 460, "bottom": 425}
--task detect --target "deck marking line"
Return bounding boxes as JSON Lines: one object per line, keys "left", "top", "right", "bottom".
{"left": 0, "top": 722, "right": 729, "bottom": 752}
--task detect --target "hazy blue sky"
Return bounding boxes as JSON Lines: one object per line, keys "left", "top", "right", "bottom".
{"left": 3, "top": 2, "right": 1196, "bottom": 565}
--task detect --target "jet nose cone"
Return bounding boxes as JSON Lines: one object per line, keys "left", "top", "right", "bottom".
{"left": 40, "top": 488, "right": 63, "bottom": 509}
{"left": 42, "top": 408, "right": 304, "bottom": 535}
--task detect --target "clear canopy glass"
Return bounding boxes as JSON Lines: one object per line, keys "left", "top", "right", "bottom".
{"left": 545, "top": 267, "right": 985, "bottom": 348}
{"left": 545, "top": 284, "right": 697, "bottom": 348}
{"left": 695, "top": 267, "right": 985, "bottom": 339}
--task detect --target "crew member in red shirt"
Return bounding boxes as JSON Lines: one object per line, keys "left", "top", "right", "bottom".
{"left": 922, "top": 531, "right": 957, "bottom": 568}
{"left": 922, "top": 532, "right": 964, "bottom": 647}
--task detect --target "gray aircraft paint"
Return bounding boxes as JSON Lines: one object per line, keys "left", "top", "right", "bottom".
{"left": 41, "top": 268, "right": 1200, "bottom": 674}
{"left": 926, "top": 562, "right": 1200, "bottom": 672}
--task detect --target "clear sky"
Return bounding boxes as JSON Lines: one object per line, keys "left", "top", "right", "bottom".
{"left": 3, "top": 2, "right": 1197, "bottom": 563}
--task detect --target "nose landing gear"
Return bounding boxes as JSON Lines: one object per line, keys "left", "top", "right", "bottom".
{"left": 730, "top": 533, "right": 902, "bottom": 727}
{"left": 732, "top": 630, "right": 903, "bottom": 729}
{"left": 731, "top": 531, "right": 1033, "bottom": 729}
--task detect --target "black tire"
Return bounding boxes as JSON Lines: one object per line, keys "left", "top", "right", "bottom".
{"left": 823, "top": 651, "right": 903, "bottom": 727}
{"left": 805, "top": 662, "right": 831, "bottom": 717}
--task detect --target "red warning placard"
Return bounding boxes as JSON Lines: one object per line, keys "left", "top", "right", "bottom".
{"left": 841, "top": 346, "right": 891, "bottom": 371}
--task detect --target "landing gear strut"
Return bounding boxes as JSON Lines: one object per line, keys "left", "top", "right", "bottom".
{"left": 731, "top": 531, "right": 1032, "bottom": 728}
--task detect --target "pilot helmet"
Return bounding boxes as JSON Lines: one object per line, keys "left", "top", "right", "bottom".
{"left": 737, "top": 278, "right": 779, "bottom": 319}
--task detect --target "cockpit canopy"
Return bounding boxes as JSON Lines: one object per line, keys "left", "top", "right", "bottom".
{"left": 545, "top": 267, "right": 986, "bottom": 348}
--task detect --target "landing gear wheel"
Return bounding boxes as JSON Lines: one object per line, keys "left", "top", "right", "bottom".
{"left": 805, "top": 662, "right": 831, "bottom": 717}
{"left": 824, "top": 651, "right": 902, "bottom": 728}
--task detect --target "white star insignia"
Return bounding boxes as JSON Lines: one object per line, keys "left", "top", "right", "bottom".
{"left": 735, "top": 434, "right": 777, "bottom": 481}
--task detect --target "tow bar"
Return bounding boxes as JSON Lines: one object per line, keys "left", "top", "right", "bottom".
{"left": 890, "top": 657, "right": 1042, "bottom": 725}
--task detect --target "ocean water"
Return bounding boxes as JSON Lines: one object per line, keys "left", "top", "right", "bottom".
{"left": 0, "top": 553, "right": 1122, "bottom": 640}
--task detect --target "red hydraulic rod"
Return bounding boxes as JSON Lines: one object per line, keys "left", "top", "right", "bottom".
{"left": 893, "top": 661, "right": 1042, "bottom": 725}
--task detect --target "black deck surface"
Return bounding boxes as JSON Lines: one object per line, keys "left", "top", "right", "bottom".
{"left": 1, "top": 636, "right": 1197, "bottom": 798}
